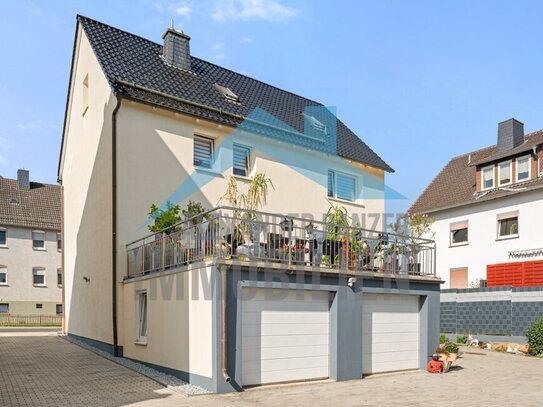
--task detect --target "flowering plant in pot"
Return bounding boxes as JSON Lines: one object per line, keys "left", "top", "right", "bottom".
{"left": 279, "top": 244, "right": 307, "bottom": 262}
{"left": 436, "top": 341, "right": 459, "bottom": 362}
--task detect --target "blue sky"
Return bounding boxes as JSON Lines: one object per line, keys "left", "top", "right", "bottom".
{"left": 1, "top": 0, "right": 543, "bottom": 215}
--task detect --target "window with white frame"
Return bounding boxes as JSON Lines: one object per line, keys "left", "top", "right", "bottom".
{"left": 450, "top": 221, "right": 468, "bottom": 246}
{"left": 481, "top": 165, "right": 495, "bottom": 190}
{"left": 0, "top": 265, "right": 6, "bottom": 285}
{"left": 57, "top": 233, "right": 62, "bottom": 251}
{"left": 327, "top": 170, "right": 356, "bottom": 202}
{"left": 193, "top": 135, "right": 214, "bottom": 169}
{"left": 498, "top": 160, "right": 512, "bottom": 186}
{"left": 0, "top": 304, "right": 8, "bottom": 313}
{"left": 138, "top": 291, "right": 148, "bottom": 342}
{"left": 32, "top": 231, "right": 45, "bottom": 249}
{"left": 57, "top": 269, "right": 62, "bottom": 287}
{"left": 516, "top": 156, "right": 530, "bottom": 182}
{"left": 233, "top": 144, "right": 250, "bottom": 176}
{"left": 33, "top": 267, "right": 46, "bottom": 286}
{"left": 0, "top": 228, "right": 6, "bottom": 246}
{"left": 497, "top": 212, "right": 518, "bottom": 238}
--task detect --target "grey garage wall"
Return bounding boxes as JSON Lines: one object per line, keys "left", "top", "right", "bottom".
{"left": 441, "top": 286, "right": 543, "bottom": 337}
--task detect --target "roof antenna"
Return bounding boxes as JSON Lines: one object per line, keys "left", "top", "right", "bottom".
{"left": 170, "top": 18, "right": 174, "bottom": 29}
{"left": 468, "top": 154, "right": 471, "bottom": 164}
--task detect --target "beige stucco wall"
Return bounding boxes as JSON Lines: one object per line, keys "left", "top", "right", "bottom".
{"left": 121, "top": 266, "right": 214, "bottom": 378}
{"left": 59, "top": 27, "right": 116, "bottom": 342}
{"left": 0, "top": 226, "right": 62, "bottom": 313}
{"left": 60, "top": 23, "right": 388, "bottom": 354}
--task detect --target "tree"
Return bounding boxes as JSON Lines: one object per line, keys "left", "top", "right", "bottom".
{"left": 148, "top": 201, "right": 181, "bottom": 235}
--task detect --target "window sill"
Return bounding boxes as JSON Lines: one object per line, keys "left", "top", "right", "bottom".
{"left": 33, "top": 247, "right": 46, "bottom": 252}
{"left": 134, "top": 339, "right": 147, "bottom": 346}
{"left": 33, "top": 284, "right": 47, "bottom": 288}
{"left": 233, "top": 174, "right": 251, "bottom": 182}
{"left": 57, "top": 285, "right": 63, "bottom": 288}
{"left": 0, "top": 283, "right": 8, "bottom": 287}
{"left": 0, "top": 245, "right": 7, "bottom": 249}
{"left": 327, "top": 197, "right": 365, "bottom": 208}
{"left": 496, "top": 234, "right": 519, "bottom": 241}
{"left": 449, "top": 242, "right": 469, "bottom": 248}
{"left": 194, "top": 167, "right": 224, "bottom": 177}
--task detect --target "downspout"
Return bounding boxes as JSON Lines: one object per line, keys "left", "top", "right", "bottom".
{"left": 112, "top": 93, "right": 123, "bottom": 357}
{"left": 59, "top": 181, "right": 66, "bottom": 335}
{"left": 221, "top": 267, "right": 231, "bottom": 383}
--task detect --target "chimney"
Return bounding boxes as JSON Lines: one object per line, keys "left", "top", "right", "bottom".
{"left": 162, "top": 27, "right": 191, "bottom": 71}
{"left": 17, "top": 169, "right": 30, "bottom": 190}
{"left": 497, "top": 118, "right": 524, "bottom": 153}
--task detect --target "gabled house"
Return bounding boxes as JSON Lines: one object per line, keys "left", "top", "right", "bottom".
{"left": 0, "top": 170, "right": 62, "bottom": 317}
{"left": 59, "top": 15, "right": 441, "bottom": 393}
{"left": 411, "top": 119, "right": 543, "bottom": 289}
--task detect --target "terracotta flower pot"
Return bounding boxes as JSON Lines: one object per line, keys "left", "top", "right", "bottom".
{"left": 438, "top": 352, "right": 457, "bottom": 363}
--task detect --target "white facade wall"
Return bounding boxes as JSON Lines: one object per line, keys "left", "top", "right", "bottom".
{"left": 432, "top": 188, "right": 543, "bottom": 288}
{"left": 0, "top": 225, "right": 62, "bottom": 314}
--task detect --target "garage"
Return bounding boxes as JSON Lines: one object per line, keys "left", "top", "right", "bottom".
{"left": 362, "top": 293, "right": 420, "bottom": 374}
{"left": 240, "top": 287, "right": 331, "bottom": 386}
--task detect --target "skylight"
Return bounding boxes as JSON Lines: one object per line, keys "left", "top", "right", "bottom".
{"left": 214, "top": 84, "right": 239, "bottom": 102}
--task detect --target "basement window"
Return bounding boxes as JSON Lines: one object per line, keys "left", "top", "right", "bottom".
{"left": 214, "top": 84, "right": 239, "bottom": 102}
{"left": 0, "top": 304, "right": 8, "bottom": 313}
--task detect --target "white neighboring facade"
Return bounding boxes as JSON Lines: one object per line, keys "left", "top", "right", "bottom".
{"left": 432, "top": 188, "right": 543, "bottom": 288}
{"left": 411, "top": 119, "right": 543, "bottom": 288}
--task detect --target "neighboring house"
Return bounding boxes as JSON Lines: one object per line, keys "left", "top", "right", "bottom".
{"left": 59, "top": 16, "right": 440, "bottom": 393}
{"left": 411, "top": 118, "right": 543, "bottom": 289}
{"left": 0, "top": 170, "right": 63, "bottom": 316}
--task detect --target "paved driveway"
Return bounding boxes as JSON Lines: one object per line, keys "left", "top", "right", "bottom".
{"left": 0, "top": 334, "right": 542, "bottom": 406}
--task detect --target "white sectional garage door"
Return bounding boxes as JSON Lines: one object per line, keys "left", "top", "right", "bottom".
{"left": 362, "top": 294, "right": 420, "bottom": 374}
{"left": 241, "top": 287, "right": 330, "bottom": 386}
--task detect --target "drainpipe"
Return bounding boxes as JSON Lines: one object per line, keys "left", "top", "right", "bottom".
{"left": 221, "top": 267, "right": 231, "bottom": 383}
{"left": 112, "top": 93, "right": 123, "bottom": 357}
{"left": 59, "top": 181, "right": 65, "bottom": 335}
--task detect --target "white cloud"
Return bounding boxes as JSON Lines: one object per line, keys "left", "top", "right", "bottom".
{"left": 212, "top": 53, "right": 227, "bottom": 60}
{"left": 212, "top": 0, "right": 300, "bottom": 23}
{"left": 241, "top": 37, "right": 253, "bottom": 43}
{"left": 174, "top": 5, "right": 191, "bottom": 17}
{"left": 213, "top": 43, "right": 222, "bottom": 50}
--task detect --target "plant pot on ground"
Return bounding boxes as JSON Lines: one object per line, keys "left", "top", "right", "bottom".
{"left": 436, "top": 341, "right": 459, "bottom": 363}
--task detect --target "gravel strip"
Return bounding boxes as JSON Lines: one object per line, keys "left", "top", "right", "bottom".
{"left": 61, "top": 334, "right": 210, "bottom": 395}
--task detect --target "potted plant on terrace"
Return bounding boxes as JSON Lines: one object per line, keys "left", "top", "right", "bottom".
{"left": 436, "top": 341, "right": 459, "bottom": 362}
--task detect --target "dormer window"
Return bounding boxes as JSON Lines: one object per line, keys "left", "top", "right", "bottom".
{"left": 481, "top": 165, "right": 494, "bottom": 190}
{"left": 498, "top": 160, "right": 512, "bottom": 186}
{"left": 214, "top": 84, "right": 238, "bottom": 102}
{"left": 516, "top": 156, "right": 530, "bottom": 182}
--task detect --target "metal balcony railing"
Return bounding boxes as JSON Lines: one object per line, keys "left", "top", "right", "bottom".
{"left": 126, "top": 206, "right": 436, "bottom": 279}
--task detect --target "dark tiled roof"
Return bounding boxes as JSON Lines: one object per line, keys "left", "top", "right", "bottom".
{"left": 410, "top": 130, "right": 543, "bottom": 214}
{"left": 76, "top": 15, "right": 393, "bottom": 172}
{"left": 0, "top": 177, "right": 61, "bottom": 230}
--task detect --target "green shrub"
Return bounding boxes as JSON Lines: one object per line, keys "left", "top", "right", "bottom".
{"left": 526, "top": 316, "right": 543, "bottom": 355}
{"left": 436, "top": 341, "right": 459, "bottom": 354}
{"left": 456, "top": 335, "right": 468, "bottom": 344}
{"left": 439, "top": 334, "right": 449, "bottom": 344}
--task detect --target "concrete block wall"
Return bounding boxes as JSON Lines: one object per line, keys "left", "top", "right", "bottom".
{"left": 441, "top": 286, "right": 543, "bottom": 336}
